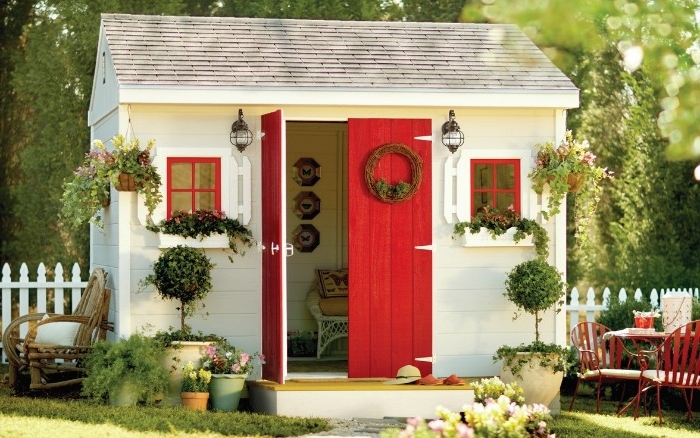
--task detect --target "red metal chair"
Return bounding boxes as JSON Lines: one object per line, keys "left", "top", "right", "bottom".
{"left": 634, "top": 319, "right": 700, "bottom": 424}
{"left": 569, "top": 322, "right": 642, "bottom": 413}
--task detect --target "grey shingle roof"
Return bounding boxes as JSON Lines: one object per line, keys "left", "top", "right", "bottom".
{"left": 101, "top": 14, "right": 577, "bottom": 92}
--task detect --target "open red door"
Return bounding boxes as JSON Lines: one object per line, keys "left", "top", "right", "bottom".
{"left": 347, "top": 118, "right": 433, "bottom": 379}
{"left": 261, "top": 110, "right": 286, "bottom": 383}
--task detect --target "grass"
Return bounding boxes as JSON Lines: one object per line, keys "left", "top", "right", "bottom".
{"left": 2, "top": 365, "right": 700, "bottom": 437}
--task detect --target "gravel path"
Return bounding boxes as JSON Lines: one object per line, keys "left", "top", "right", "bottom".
{"left": 301, "top": 417, "right": 407, "bottom": 437}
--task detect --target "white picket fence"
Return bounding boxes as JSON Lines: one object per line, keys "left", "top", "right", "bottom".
{"left": 0, "top": 261, "right": 698, "bottom": 362}
{"left": 568, "top": 286, "right": 699, "bottom": 332}
{"left": 0, "top": 262, "right": 88, "bottom": 362}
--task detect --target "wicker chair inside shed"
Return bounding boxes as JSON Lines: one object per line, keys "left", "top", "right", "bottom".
{"left": 2, "top": 267, "right": 111, "bottom": 390}
{"left": 306, "top": 288, "right": 348, "bottom": 359}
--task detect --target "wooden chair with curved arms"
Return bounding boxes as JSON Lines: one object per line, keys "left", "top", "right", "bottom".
{"left": 634, "top": 319, "right": 700, "bottom": 424}
{"left": 569, "top": 321, "right": 642, "bottom": 413}
{"left": 2, "top": 267, "right": 111, "bottom": 390}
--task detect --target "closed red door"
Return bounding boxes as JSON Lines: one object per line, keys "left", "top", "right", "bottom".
{"left": 261, "top": 110, "right": 285, "bottom": 383}
{"left": 347, "top": 118, "right": 433, "bottom": 378}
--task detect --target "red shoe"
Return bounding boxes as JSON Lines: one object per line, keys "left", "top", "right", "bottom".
{"left": 417, "top": 374, "right": 444, "bottom": 385}
{"left": 444, "top": 374, "right": 465, "bottom": 385}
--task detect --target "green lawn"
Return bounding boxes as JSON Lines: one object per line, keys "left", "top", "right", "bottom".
{"left": 1, "top": 374, "right": 700, "bottom": 437}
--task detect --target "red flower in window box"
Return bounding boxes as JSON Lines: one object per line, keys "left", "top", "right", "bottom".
{"left": 147, "top": 210, "right": 254, "bottom": 261}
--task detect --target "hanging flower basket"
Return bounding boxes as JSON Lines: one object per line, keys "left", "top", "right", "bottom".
{"left": 114, "top": 172, "right": 140, "bottom": 191}
{"left": 566, "top": 173, "right": 586, "bottom": 192}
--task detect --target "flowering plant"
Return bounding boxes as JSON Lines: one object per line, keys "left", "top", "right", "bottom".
{"left": 60, "top": 134, "right": 163, "bottom": 228}
{"left": 529, "top": 131, "right": 613, "bottom": 245}
{"left": 147, "top": 209, "right": 254, "bottom": 261}
{"left": 384, "top": 395, "right": 553, "bottom": 438}
{"left": 60, "top": 149, "right": 112, "bottom": 228}
{"left": 471, "top": 376, "right": 525, "bottom": 405}
{"left": 453, "top": 206, "right": 549, "bottom": 259}
{"left": 93, "top": 134, "right": 163, "bottom": 215}
{"left": 181, "top": 361, "right": 212, "bottom": 392}
{"left": 201, "top": 341, "right": 264, "bottom": 375}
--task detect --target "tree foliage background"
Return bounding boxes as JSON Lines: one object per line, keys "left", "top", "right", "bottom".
{"left": 2, "top": 0, "right": 700, "bottom": 291}
{"left": 462, "top": 0, "right": 700, "bottom": 290}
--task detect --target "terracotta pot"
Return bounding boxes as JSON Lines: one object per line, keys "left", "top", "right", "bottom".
{"left": 180, "top": 391, "right": 209, "bottom": 411}
{"left": 160, "top": 341, "right": 214, "bottom": 406}
{"left": 566, "top": 173, "right": 585, "bottom": 192}
{"left": 114, "top": 172, "right": 140, "bottom": 191}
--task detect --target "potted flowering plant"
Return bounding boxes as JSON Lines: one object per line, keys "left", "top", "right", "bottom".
{"left": 200, "top": 341, "right": 264, "bottom": 411}
{"left": 494, "top": 259, "right": 568, "bottom": 408}
{"left": 147, "top": 209, "right": 254, "bottom": 261}
{"left": 60, "top": 149, "right": 112, "bottom": 228}
{"left": 60, "top": 134, "right": 163, "bottom": 228}
{"left": 529, "top": 131, "right": 613, "bottom": 245}
{"left": 453, "top": 205, "right": 549, "bottom": 259}
{"left": 180, "top": 361, "right": 212, "bottom": 410}
{"left": 93, "top": 134, "right": 163, "bottom": 216}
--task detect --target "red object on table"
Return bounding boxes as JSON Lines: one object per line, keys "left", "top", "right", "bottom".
{"left": 634, "top": 316, "right": 655, "bottom": 329}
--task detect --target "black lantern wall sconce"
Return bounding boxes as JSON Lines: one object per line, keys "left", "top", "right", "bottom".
{"left": 230, "top": 108, "right": 253, "bottom": 152}
{"left": 441, "top": 110, "right": 464, "bottom": 154}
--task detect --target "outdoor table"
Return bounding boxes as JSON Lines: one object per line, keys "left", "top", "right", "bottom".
{"left": 603, "top": 328, "right": 669, "bottom": 416}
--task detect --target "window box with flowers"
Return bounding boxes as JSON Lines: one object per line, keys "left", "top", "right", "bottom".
{"left": 529, "top": 131, "right": 613, "bottom": 245}
{"left": 60, "top": 134, "right": 163, "bottom": 228}
{"left": 453, "top": 206, "right": 549, "bottom": 259}
{"left": 146, "top": 210, "right": 255, "bottom": 261}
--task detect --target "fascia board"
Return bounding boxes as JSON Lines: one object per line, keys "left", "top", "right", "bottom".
{"left": 118, "top": 87, "right": 579, "bottom": 109}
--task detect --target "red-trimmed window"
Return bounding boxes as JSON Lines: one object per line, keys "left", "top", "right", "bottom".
{"left": 167, "top": 157, "right": 221, "bottom": 217}
{"left": 471, "top": 159, "right": 520, "bottom": 215}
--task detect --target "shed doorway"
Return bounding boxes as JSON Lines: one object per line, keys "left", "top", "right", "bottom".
{"left": 285, "top": 121, "right": 349, "bottom": 377}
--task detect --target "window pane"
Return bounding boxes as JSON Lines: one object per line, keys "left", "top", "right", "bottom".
{"left": 171, "top": 163, "right": 192, "bottom": 189}
{"left": 195, "top": 163, "right": 216, "bottom": 189}
{"left": 496, "top": 193, "right": 515, "bottom": 210}
{"left": 474, "top": 164, "right": 493, "bottom": 189}
{"left": 474, "top": 193, "right": 492, "bottom": 211}
{"left": 496, "top": 164, "right": 515, "bottom": 189}
{"left": 195, "top": 192, "right": 216, "bottom": 210}
{"left": 172, "top": 193, "right": 192, "bottom": 212}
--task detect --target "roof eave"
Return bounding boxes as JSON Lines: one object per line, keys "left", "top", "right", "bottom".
{"left": 117, "top": 85, "right": 579, "bottom": 109}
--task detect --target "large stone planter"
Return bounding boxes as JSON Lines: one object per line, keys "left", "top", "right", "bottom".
{"left": 160, "top": 341, "right": 213, "bottom": 406}
{"left": 500, "top": 352, "right": 563, "bottom": 413}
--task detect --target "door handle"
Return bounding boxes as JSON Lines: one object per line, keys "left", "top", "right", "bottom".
{"left": 285, "top": 243, "right": 294, "bottom": 257}
{"left": 414, "top": 244, "right": 435, "bottom": 251}
{"left": 270, "top": 242, "right": 280, "bottom": 255}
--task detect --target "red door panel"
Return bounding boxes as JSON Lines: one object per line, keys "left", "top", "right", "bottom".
{"left": 347, "top": 119, "right": 433, "bottom": 379}
{"left": 261, "top": 110, "right": 285, "bottom": 383}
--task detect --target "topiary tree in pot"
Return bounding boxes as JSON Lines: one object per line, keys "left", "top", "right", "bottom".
{"left": 140, "top": 244, "right": 217, "bottom": 406}
{"left": 141, "top": 245, "right": 215, "bottom": 332}
{"left": 494, "top": 258, "right": 568, "bottom": 409}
